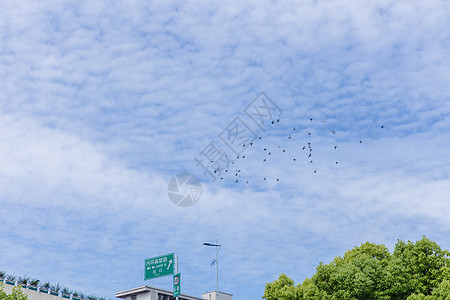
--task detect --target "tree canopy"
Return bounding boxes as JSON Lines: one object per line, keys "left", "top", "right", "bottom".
{"left": 0, "top": 283, "right": 28, "bottom": 300}
{"left": 263, "top": 237, "right": 450, "bottom": 300}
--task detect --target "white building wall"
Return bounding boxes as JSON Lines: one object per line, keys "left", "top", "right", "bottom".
{"left": 201, "top": 291, "right": 232, "bottom": 300}
{"left": 1, "top": 283, "right": 69, "bottom": 300}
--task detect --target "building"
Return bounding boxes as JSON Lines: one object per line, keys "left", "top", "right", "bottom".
{"left": 201, "top": 291, "right": 232, "bottom": 300}
{"left": 115, "top": 286, "right": 232, "bottom": 300}
{"left": 1, "top": 281, "right": 74, "bottom": 300}
{"left": 1, "top": 279, "right": 232, "bottom": 300}
{"left": 116, "top": 286, "right": 201, "bottom": 300}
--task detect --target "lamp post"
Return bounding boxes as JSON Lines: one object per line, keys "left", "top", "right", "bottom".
{"left": 203, "top": 242, "right": 221, "bottom": 300}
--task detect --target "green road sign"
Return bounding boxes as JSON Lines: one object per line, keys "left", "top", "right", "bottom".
{"left": 145, "top": 253, "right": 174, "bottom": 280}
{"left": 173, "top": 273, "right": 181, "bottom": 297}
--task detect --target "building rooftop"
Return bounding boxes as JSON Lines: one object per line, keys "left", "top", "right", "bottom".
{"left": 115, "top": 286, "right": 202, "bottom": 300}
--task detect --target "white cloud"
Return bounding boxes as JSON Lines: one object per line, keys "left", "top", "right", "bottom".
{"left": 0, "top": 0, "right": 450, "bottom": 299}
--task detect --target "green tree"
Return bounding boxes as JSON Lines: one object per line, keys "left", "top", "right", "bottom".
{"left": 312, "top": 242, "right": 391, "bottom": 299}
{"left": 0, "top": 283, "right": 28, "bottom": 300}
{"left": 388, "top": 237, "right": 450, "bottom": 298}
{"left": 263, "top": 237, "right": 450, "bottom": 300}
{"left": 263, "top": 273, "right": 299, "bottom": 300}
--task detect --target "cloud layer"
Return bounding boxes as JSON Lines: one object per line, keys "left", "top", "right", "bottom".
{"left": 1, "top": 1, "right": 449, "bottom": 299}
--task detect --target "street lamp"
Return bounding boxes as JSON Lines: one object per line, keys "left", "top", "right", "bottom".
{"left": 203, "top": 242, "right": 221, "bottom": 300}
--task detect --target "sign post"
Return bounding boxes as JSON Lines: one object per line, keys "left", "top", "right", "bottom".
{"left": 144, "top": 253, "right": 174, "bottom": 280}
{"left": 173, "top": 273, "right": 181, "bottom": 298}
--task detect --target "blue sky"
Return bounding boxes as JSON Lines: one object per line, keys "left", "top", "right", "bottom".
{"left": 1, "top": 1, "right": 449, "bottom": 299}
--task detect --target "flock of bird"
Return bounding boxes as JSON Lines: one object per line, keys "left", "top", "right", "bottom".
{"left": 209, "top": 118, "right": 384, "bottom": 185}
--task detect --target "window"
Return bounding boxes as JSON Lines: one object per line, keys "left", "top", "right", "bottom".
{"left": 131, "top": 295, "right": 137, "bottom": 300}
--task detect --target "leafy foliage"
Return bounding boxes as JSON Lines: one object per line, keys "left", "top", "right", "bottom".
{"left": 263, "top": 237, "right": 450, "bottom": 300}
{"left": 263, "top": 273, "right": 299, "bottom": 300}
{"left": 0, "top": 283, "right": 28, "bottom": 300}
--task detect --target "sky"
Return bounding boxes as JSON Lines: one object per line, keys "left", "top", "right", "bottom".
{"left": 0, "top": 0, "right": 450, "bottom": 299}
